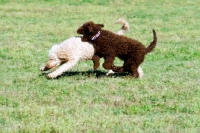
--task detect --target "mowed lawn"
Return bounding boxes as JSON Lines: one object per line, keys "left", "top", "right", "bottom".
{"left": 0, "top": 0, "right": 200, "bottom": 132}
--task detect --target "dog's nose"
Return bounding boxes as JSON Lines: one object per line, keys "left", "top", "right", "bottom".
{"left": 77, "top": 28, "right": 81, "bottom": 34}
{"left": 77, "top": 27, "right": 83, "bottom": 34}
{"left": 43, "top": 65, "right": 51, "bottom": 71}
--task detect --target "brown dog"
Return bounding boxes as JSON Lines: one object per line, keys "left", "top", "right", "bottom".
{"left": 77, "top": 21, "right": 157, "bottom": 78}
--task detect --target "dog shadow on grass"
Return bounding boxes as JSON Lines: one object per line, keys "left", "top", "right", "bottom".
{"left": 40, "top": 70, "right": 129, "bottom": 79}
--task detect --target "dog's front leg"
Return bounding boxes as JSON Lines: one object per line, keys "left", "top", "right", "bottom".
{"left": 92, "top": 54, "right": 101, "bottom": 70}
{"left": 47, "top": 60, "right": 78, "bottom": 78}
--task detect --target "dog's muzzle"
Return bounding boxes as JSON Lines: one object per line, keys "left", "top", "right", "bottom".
{"left": 77, "top": 27, "right": 84, "bottom": 34}
{"left": 42, "top": 66, "right": 51, "bottom": 71}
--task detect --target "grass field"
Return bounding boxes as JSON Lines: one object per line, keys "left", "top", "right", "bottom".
{"left": 0, "top": 0, "right": 200, "bottom": 132}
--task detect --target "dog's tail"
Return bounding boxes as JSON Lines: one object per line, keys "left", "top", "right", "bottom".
{"left": 115, "top": 18, "right": 130, "bottom": 35}
{"left": 146, "top": 29, "right": 157, "bottom": 54}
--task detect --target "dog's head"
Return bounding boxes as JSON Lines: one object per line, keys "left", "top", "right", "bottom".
{"left": 77, "top": 21, "right": 104, "bottom": 41}
{"left": 41, "top": 45, "right": 65, "bottom": 71}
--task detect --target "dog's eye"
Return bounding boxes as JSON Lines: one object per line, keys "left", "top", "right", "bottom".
{"left": 59, "top": 58, "right": 65, "bottom": 61}
{"left": 50, "top": 58, "right": 56, "bottom": 61}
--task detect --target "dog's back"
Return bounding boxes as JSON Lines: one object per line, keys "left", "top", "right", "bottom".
{"left": 94, "top": 30, "right": 146, "bottom": 58}
{"left": 58, "top": 37, "right": 95, "bottom": 61}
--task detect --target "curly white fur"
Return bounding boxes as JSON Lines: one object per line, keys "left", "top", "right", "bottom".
{"left": 40, "top": 18, "right": 144, "bottom": 78}
{"left": 40, "top": 37, "right": 95, "bottom": 78}
{"left": 115, "top": 18, "right": 130, "bottom": 35}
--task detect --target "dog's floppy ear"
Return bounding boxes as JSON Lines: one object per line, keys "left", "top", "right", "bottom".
{"left": 85, "top": 21, "right": 94, "bottom": 32}
{"left": 88, "top": 25, "right": 93, "bottom": 32}
{"left": 88, "top": 22, "right": 104, "bottom": 32}
{"left": 97, "top": 24, "right": 104, "bottom": 28}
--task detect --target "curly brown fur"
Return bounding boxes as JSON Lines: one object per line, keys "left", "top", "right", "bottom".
{"left": 77, "top": 21, "right": 157, "bottom": 78}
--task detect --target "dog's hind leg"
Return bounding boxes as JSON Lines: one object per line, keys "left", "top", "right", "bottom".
{"left": 123, "top": 59, "right": 140, "bottom": 78}
{"left": 137, "top": 66, "right": 144, "bottom": 78}
{"left": 110, "top": 65, "right": 144, "bottom": 78}
{"left": 130, "top": 66, "right": 139, "bottom": 78}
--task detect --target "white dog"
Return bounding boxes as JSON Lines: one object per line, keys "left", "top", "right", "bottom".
{"left": 40, "top": 19, "right": 144, "bottom": 78}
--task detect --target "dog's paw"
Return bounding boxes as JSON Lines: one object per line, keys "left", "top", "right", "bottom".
{"left": 106, "top": 70, "right": 115, "bottom": 76}
{"left": 40, "top": 66, "right": 45, "bottom": 71}
{"left": 47, "top": 72, "right": 58, "bottom": 79}
{"left": 137, "top": 67, "right": 144, "bottom": 78}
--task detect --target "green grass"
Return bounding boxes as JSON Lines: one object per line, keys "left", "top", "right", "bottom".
{"left": 0, "top": 0, "right": 200, "bottom": 132}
